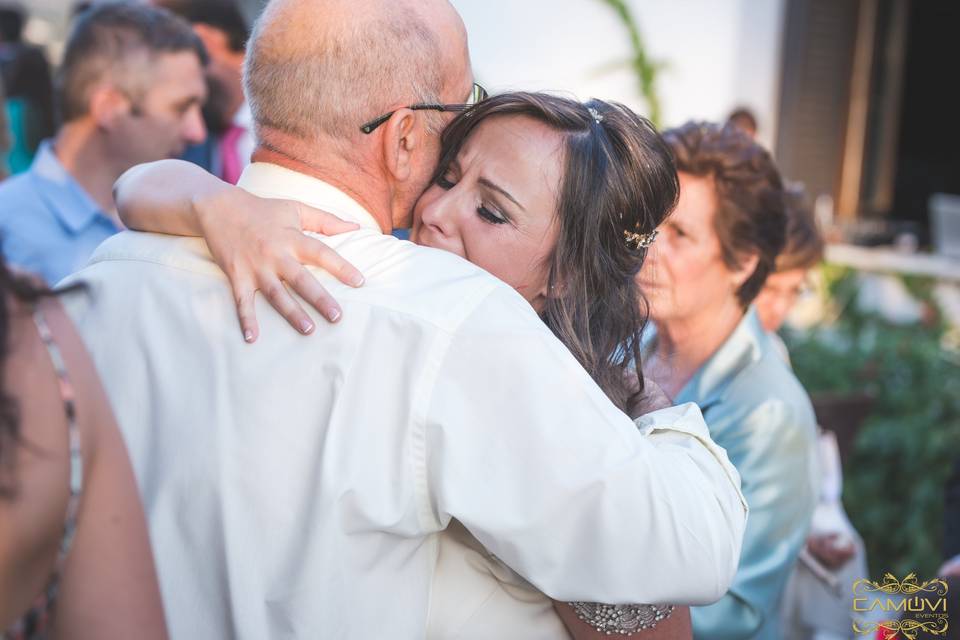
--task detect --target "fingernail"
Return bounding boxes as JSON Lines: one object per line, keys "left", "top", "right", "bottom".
{"left": 300, "top": 319, "right": 314, "bottom": 333}
{"left": 328, "top": 309, "right": 341, "bottom": 322}
{"left": 244, "top": 330, "right": 255, "bottom": 342}
{"left": 351, "top": 274, "right": 365, "bottom": 287}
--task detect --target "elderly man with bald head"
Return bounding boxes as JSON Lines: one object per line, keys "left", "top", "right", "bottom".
{"left": 241, "top": 0, "right": 472, "bottom": 233}
{"left": 63, "top": 1, "right": 745, "bottom": 637}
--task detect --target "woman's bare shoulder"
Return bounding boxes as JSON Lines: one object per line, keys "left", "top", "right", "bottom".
{"left": 0, "top": 295, "right": 73, "bottom": 626}
{"left": 35, "top": 297, "right": 168, "bottom": 638}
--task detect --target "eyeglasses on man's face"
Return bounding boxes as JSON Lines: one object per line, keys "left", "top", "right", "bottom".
{"left": 359, "top": 83, "right": 488, "bottom": 135}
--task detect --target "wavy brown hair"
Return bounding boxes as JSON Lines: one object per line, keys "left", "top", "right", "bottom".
{"left": 436, "top": 92, "right": 679, "bottom": 411}
{"left": 664, "top": 121, "right": 786, "bottom": 307}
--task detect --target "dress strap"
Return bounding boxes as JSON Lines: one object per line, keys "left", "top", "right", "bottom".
{"left": 3, "top": 309, "right": 84, "bottom": 639}
{"left": 32, "top": 308, "right": 83, "bottom": 569}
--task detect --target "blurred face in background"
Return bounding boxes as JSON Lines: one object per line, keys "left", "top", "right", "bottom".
{"left": 754, "top": 268, "right": 808, "bottom": 333}
{"left": 190, "top": 23, "right": 246, "bottom": 132}
{"left": 107, "top": 51, "right": 207, "bottom": 166}
{"left": 638, "top": 172, "right": 747, "bottom": 324}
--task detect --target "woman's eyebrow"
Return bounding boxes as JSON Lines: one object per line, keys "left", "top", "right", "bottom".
{"left": 478, "top": 177, "right": 525, "bottom": 211}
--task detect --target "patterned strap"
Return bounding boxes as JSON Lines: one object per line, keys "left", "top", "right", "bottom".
{"left": 32, "top": 308, "right": 83, "bottom": 563}
{"left": 3, "top": 309, "right": 84, "bottom": 639}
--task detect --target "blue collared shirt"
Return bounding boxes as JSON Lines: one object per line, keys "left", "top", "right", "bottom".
{"left": 0, "top": 140, "right": 120, "bottom": 284}
{"left": 648, "top": 308, "right": 818, "bottom": 640}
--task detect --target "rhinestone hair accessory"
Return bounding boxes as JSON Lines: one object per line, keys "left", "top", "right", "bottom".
{"left": 624, "top": 228, "right": 658, "bottom": 250}
{"left": 588, "top": 107, "right": 604, "bottom": 123}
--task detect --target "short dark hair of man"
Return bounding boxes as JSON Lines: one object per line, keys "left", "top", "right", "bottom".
{"left": 56, "top": 2, "right": 208, "bottom": 124}
{"left": 664, "top": 121, "right": 787, "bottom": 308}
{"left": 154, "top": 0, "right": 249, "bottom": 53}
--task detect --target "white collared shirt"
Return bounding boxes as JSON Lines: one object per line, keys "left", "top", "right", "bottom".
{"left": 63, "top": 162, "right": 746, "bottom": 639}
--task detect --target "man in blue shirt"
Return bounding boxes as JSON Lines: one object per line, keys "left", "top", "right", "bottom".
{"left": 0, "top": 3, "right": 207, "bottom": 284}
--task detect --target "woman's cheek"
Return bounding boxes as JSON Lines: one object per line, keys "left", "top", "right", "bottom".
{"left": 472, "top": 238, "right": 512, "bottom": 284}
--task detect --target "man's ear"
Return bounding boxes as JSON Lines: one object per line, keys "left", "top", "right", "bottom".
{"left": 380, "top": 108, "right": 422, "bottom": 183}
{"left": 88, "top": 83, "right": 133, "bottom": 131}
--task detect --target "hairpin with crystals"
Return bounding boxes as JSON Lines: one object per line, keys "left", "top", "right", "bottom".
{"left": 624, "top": 227, "right": 658, "bottom": 250}
{"left": 588, "top": 107, "right": 604, "bottom": 124}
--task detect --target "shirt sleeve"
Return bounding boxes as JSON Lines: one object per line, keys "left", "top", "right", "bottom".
{"left": 420, "top": 286, "right": 748, "bottom": 606}
{"left": 691, "top": 397, "right": 817, "bottom": 638}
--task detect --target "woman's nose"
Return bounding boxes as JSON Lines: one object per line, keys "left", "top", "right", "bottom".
{"left": 420, "top": 187, "right": 462, "bottom": 238}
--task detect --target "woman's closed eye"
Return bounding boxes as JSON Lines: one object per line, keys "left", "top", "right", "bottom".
{"left": 669, "top": 222, "right": 689, "bottom": 240}
{"left": 436, "top": 170, "right": 509, "bottom": 225}
{"left": 477, "top": 203, "right": 508, "bottom": 225}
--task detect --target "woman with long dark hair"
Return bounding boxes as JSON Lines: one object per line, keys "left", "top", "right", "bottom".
{"left": 111, "top": 92, "right": 747, "bottom": 638}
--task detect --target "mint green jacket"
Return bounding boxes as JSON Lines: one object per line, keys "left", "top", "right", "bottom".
{"left": 674, "top": 309, "right": 818, "bottom": 639}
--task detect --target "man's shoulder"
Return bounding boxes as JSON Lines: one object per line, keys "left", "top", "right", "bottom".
{"left": 318, "top": 231, "right": 536, "bottom": 334}
{"left": 83, "top": 230, "right": 224, "bottom": 278}
{"left": 0, "top": 170, "right": 43, "bottom": 219}
{"left": 76, "top": 229, "right": 537, "bottom": 335}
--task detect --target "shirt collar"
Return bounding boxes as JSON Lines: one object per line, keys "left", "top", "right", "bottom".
{"left": 31, "top": 140, "right": 107, "bottom": 233}
{"left": 673, "top": 306, "right": 767, "bottom": 406}
{"left": 237, "top": 162, "right": 383, "bottom": 232}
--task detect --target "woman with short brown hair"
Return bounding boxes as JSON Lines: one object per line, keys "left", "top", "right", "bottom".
{"left": 640, "top": 121, "right": 818, "bottom": 640}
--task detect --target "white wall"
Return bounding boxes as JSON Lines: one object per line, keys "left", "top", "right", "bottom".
{"left": 451, "top": 0, "right": 786, "bottom": 150}
{"left": 20, "top": 0, "right": 786, "bottom": 148}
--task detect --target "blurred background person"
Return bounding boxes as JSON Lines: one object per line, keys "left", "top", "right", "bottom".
{"left": 0, "top": 78, "right": 10, "bottom": 180}
{"left": 0, "top": 2, "right": 207, "bottom": 285}
{"left": 726, "top": 107, "right": 757, "bottom": 141}
{"left": 754, "top": 187, "right": 824, "bottom": 337}
{"left": 0, "top": 1, "right": 54, "bottom": 174}
{"left": 0, "top": 253, "right": 167, "bottom": 637}
{"left": 639, "top": 121, "right": 818, "bottom": 640}
{"left": 154, "top": 0, "right": 252, "bottom": 184}
{"left": 757, "top": 188, "right": 870, "bottom": 640}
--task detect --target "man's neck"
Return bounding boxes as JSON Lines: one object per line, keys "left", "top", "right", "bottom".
{"left": 53, "top": 122, "right": 121, "bottom": 217}
{"left": 648, "top": 299, "right": 746, "bottom": 398}
{"left": 252, "top": 138, "right": 394, "bottom": 234}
